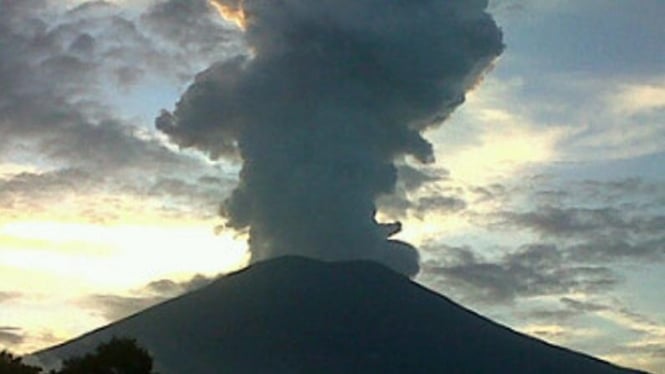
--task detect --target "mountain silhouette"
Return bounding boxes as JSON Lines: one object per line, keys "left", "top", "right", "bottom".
{"left": 35, "top": 256, "right": 646, "bottom": 373}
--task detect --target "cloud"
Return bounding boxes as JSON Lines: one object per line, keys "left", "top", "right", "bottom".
{"left": 596, "top": 303, "right": 665, "bottom": 372}
{"left": 143, "top": 273, "right": 213, "bottom": 295}
{"left": 0, "top": 292, "right": 20, "bottom": 304}
{"left": 416, "top": 196, "right": 467, "bottom": 215}
{"left": 500, "top": 206, "right": 631, "bottom": 236}
{"left": 567, "top": 238, "right": 665, "bottom": 263}
{"left": 471, "top": 183, "right": 510, "bottom": 200}
{"left": 148, "top": 176, "right": 231, "bottom": 208}
{"left": 0, "top": 2, "right": 184, "bottom": 162}
{"left": 0, "top": 179, "right": 92, "bottom": 223}
{"left": 493, "top": 204, "right": 665, "bottom": 263}
{"left": 529, "top": 76, "right": 665, "bottom": 162}
{"left": 0, "top": 0, "right": 245, "bottom": 169}
{"left": 141, "top": 0, "right": 242, "bottom": 64}
{"left": 158, "top": 0, "right": 503, "bottom": 275}
{"left": 609, "top": 81, "right": 665, "bottom": 116}
{"left": 377, "top": 164, "right": 465, "bottom": 220}
{"left": 411, "top": 168, "right": 665, "bottom": 370}
{"left": 0, "top": 169, "right": 94, "bottom": 201}
{"left": 0, "top": 327, "right": 25, "bottom": 346}
{"left": 560, "top": 297, "right": 608, "bottom": 313}
{"left": 0, "top": 166, "right": 231, "bottom": 224}
{"left": 83, "top": 294, "right": 166, "bottom": 321}
{"left": 421, "top": 243, "right": 618, "bottom": 304}
{"left": 522, "top": 297, "right": 609, "bottom": 322}
{"left": 397, "top": 164, "right": 446, "bottom": 191}
{"left": 446, "top": 11, "right": 665, "bottom": 163}
{"left": 423, "top": 75, "right": 573, "bottom": 186}
{"left": 0, "top": 0, "right": 252, "bottom": 229}
{"left": 81, "top": 273, "right": 215, "bottom": 321}
{"left": 488, "top": 0, "right": 569, "bottom": 17}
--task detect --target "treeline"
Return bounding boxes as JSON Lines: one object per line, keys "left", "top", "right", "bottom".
{"left": 0, "top": 337, "right": 156, "bottom": 374}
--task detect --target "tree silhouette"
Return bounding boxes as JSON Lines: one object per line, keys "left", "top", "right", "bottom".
{"left": 0, "top": 350, "right": 41, "bottom": 374}
{"left": 55, "top": 337, "right": 155, "bottom": 374}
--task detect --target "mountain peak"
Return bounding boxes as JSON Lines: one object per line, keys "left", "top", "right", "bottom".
{"left": 35, "top": 256, "right": 646, "bottom": 373}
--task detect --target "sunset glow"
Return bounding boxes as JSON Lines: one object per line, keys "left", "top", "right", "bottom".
{"left": 0, "top": 1, "right": 663, "bottom": 372}
{"left": 0, "top": 220, "right": 249, "bottom": 287}
{"left": 209, "top": 0, "right": 247, "bottom": 30}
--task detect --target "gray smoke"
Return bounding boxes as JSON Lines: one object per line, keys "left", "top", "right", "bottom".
{"left": 157, "top": 0, "right": 503, "bottom": 276}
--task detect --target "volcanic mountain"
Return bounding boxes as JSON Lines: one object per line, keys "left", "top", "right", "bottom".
{"left": 35, "top": 257, "right": 646, "bottom": 373}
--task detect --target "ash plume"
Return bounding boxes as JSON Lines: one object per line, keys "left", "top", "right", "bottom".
{"left": 157, "top": 0, "right": 503, "bottom": 276}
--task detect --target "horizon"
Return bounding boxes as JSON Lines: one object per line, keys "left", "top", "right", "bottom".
{"left": 0, "top": 1, "right": 663, "bottom": 372}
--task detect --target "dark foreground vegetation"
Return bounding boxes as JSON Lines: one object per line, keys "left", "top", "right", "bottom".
{"left": 1, "top": 337, "right": 154, "bottom": 374}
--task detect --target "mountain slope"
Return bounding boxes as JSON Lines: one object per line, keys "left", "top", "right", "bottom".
{"left": 35, "top": 257, "right": 646, "bottom": 373}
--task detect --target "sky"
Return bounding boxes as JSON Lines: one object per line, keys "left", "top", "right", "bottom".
{"left": 0, "top": 0, "right": 663, "bottom": 372}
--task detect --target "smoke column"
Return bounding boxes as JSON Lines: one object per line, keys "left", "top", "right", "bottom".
{"left": 157, "top": 0, "right": 503, "bottom": 276}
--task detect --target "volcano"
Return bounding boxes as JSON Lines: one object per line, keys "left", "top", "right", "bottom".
{"left": 35, "top": 257, "right": 645, "bottom": 373}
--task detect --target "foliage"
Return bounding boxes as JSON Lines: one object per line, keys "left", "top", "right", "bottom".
{"left": 0, "top": 350, "right": 41, "bottom": 374}
{"left": 0, "top": 337, "right": 155, "bottom": 374}
{"left": 54, "top": 337, "right": 156, "bottom": 374}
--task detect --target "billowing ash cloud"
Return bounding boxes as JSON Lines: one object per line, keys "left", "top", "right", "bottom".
{"left": 157, "top": 0, "right": 503, "bottom": 276}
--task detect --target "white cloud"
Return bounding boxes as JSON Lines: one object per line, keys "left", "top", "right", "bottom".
{"left": 608, "top": 80, "right": 665, "bottom": 116}
{"left": 428, "top": 76, "right": 571, "bottom": 186}
{"left": 560, "top": 78, "right": 665, "bottom": 161}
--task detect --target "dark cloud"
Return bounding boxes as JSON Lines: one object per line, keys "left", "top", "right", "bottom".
{"left": 493, "top": 203, "right": 665, "bottom": 263}
{"left": 377, "top": 164, "right": 464, "bottom": 219}
{"left": 0, "top": 2, "right": 180, "bottom": 161}
{"left": 567, "top": 237, "right": 665, "bottom": 263}
{"left": 498, "top": 201, "right": 665, "bottom": 237}
{"left": 139, "top": 175, "right": 234, "bottom": 219}
{"left": 148, "top": 176, "right": 230, "bottom": 206}
{"left": 500, "top": 206, "right": 628, "bottom": 236}
{"left": 580, "top": 178, "right": 655, "bottom": 199}
{"left": 422, "top": 209, "right": 662, "bottom": 304}
{"left": 470, "top": 183, "right": 510, "bottom": 203}
{"left": 416, "top": 196, "right": 467, "bottom": 215}
{"left": 144, "top": 273, "right": 213, "bottom": 295}
{"left": 421, "top": 244, "right": 618, "bottom": 304}
{"left": 524, "top": 308, "right": 579, "bottom": 322}
{"left": 559, "top": 297, "right": 608, "bottom": 313}
{"left": 0, "top": 0, "right": 242, "bottom": 171}
{"left": 376, "top": 194, "right": 413, "bottom": 220}
{"left": 379, "top": 190, "right": 467, "bottom": 220}
{"left": 0, "top": 169, "right": 93, "bottom": 213}
{"left": 158, "top": 0, "right": 503, "bottom": 275}
{"left": 64, "top": 0, "right": 237, "bottom": 84}
{"left": 487, "top": 0, "right": 527, "bottom": 17}
{"left": 396, "top": 164, "right": 446, "bottom": 191}
{"left": 82, "top": 273, "right": 215, "bottom": 321}
{"left": 471, "top": 176, "right": 665, "bottom": 210}
{"left": 0, "top": 327, "right": 25, "bottom": 346}
{"left": 44, "top": 120, "right": 198, "bottom": 174}
{"left": 141, "top": 0, "right": 241, "bottom": 64}
{"left": 524, "top": 297, "right": 609, "bottom": 322}
{"left": 0, "top": 0, "right": 243, "bottom": 221}
{"left": 422, "top": 173, "right": 665, "bottom": 310}
{"left": 0, "top": 164, "right": 229, "bottom": 222}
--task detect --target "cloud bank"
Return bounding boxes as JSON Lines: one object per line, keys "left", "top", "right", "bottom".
{"left": 158, "top": 0, "right": 504, "bottom": 275}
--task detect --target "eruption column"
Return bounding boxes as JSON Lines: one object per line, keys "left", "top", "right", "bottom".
{"left": 158, "top": 0, "right": 504, "bottom": 276}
